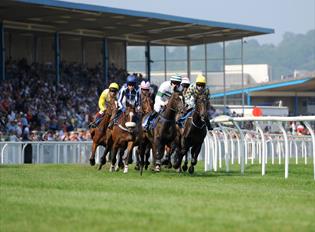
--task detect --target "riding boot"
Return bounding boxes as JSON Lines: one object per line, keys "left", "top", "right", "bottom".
{"left": 144, "top": 111, "right": 158, "bottom": 130}
{"left": 205, "top": 117, "right": 213, "bottom": 131}
{"left": 108, "top": 109, "right": 122, "bottom": 129}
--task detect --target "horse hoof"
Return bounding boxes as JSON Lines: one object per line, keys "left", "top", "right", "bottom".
{"left": 154, "top": 165, "right": 161, "bottom": 172}
{"left": 89, "top": 158, "right": 95, "bottom": 166}
{"left": 115, "top": 166, "right": 120, "bottom": 172}
{"left": 144, "top": 165, "right": 148, "bottom": 170}
{"left": 100, "top": 157, "right": 106, "bottom": 165}
{"left": 135, "top": 164, "right": 140, "bottom": 170}
{"left": 188, "top": 166, "right": 194, "bottom": 174}
{"left": 182, "top": 165, "right": 188, "bottom": 172}
{"left": 109, "top": 165, "right": 115, "bottom": 172}
{"left": 177, "top": 168, "right": 182, "bottom": 173}
{"left": 123, "top": 166, "right": 128, "bottom": 173}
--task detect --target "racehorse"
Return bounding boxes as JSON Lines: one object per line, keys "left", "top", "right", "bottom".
{"left": 98, "top": 102, "right": 138, "bottom": 173}
{"left": 143, "top": 90, "right": 185, "bottom": 172}
{"left": 89, "top": 98, "right": 117, "bottom": 166}
{"left": 173, "top": 94, "right": 208, "bottom": 174}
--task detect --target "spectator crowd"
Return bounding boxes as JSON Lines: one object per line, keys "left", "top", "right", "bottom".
{"left": 0, "top": 58, "right": 143, "bottom": 141}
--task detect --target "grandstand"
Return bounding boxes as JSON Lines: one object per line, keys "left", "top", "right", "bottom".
{"left": 0, "top": 0, "right": 274, "bottom": 141}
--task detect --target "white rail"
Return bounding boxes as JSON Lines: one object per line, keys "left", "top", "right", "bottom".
{"left": 205, "top": 115, "right": 315, "bottom": 180}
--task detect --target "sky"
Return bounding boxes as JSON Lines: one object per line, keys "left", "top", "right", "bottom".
{"left": 62, "top": 0, "right": 315, "bottom": 45}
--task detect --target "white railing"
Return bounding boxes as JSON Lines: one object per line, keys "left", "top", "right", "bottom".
{"left": 205, "top": 116, "right": 315, "bottom": 180}
{"left": 1, "top": 116, "right": 314, "bottom": 180}
{"left": 0, "top": 141, "right": 103, "bottom": 165}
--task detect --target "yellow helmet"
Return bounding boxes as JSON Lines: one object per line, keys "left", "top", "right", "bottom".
{"left": 196, "top": 74, "right": 206, "bottom": 84}
{"left": 109, "top": 82, "right": 119, "bottom": 90}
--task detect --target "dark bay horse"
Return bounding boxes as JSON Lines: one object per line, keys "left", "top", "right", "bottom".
{"left": 144, "top": 90, "right": 185, "bottom": 172}
{"left": 173, "top": 94, "right": 208, "bottom": 174}
{"left": 98, "top": 103, "right": 138, "bottom": 173}
{"left": 89, "top": 98, "right": 117, "bottom": 166}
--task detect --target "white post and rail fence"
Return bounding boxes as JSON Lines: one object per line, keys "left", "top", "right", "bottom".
{"left": 1, "top": 116, "right": 314, "bottom": 180}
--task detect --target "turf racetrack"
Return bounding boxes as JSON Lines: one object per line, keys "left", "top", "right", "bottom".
{"left": 1, "top": 162, "right": 314, "bottom": 232}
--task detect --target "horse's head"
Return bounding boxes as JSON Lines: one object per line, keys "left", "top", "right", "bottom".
{"left": 140, "top": 92, "right": 153, "bottom": 115}
{"left": 195, "top": 94, "right": 208, "bottom": 121}
{"left": 167, "top": 91, "right": 185, "bottom": 114}
{"left": 105, "top": 98, "right": 117, "bottom": 116}
{"left": 124, "top": 103, "right": 137, "bottom": 128}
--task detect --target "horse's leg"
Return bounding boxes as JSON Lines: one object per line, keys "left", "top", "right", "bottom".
{"left": 154, "top": 142, "right": 165, "bottom": 172}
{"left": 162, "top": 145, "right": 172, "bottom": 168}
{"left": 189, "top": 144, "right": 202, "bottom": 174}
{"left": 137, "top": 142, "right": 146, "bottom": 175}
{"left": 173, "top": 146, "right": 185, "bottom": 170}
{"left": 135, "top": 147, "right": 141, "bottom": 170}
{"left": 144, "top": 145, "right": 151, "bottom": 170}
{"left": 98, "top": 142, "right": 111, "bottom": 170}
{"left": 89, "top": 142, "right": 98, "bottom": 166}
{"left": 109, "top": 143, "right": 119, "bottom": 172}
{"left": 117, "top": 149, "right": 124, "bottom": 170}
{"left": 123, "top": 142, "right": 134, "bottom": 173}
{"left": 182, "top": 152, "right": 189, "bottom": 172}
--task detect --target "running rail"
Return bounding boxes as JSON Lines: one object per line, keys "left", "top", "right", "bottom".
{"left": 206, "top": 116, "right": 315, "bottom": 180}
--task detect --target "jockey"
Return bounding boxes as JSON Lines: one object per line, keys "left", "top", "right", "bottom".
{"left": 108, "top": 75, "right": 140, "bottom": 128}
{"left": 140, "top": 80, "right": 151, "bottom": 94}
{"left": 181, "top": 76, "right": 190, "bottom": 95}
{"left": 143, "top": 74, "right": 182, "bottom": 130}
{"left": 183, "top": 74, "right": 212, "bottom": 130}
{"left": 89, "top": 82, "right": 119, "bottom": 128}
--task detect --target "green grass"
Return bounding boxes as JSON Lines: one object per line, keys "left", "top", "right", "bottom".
{"left": 0, "top": 162, "right": 314, "bottom": 232}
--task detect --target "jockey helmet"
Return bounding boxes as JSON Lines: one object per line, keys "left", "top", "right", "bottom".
{"left": 196, "top": 74, "right": 206, "bottom": 84}
{"left": 181, "top": 76, "right": 190, "bottom": 85}
{"left": 126, "top": 75, "right": 137, "bottom": 84}
{"left": 140, "top": 80, "right": 150, "bottom": 90}
{"left": 170, "top": 74, "right": 182, "bottom": 83}
{"left": 109, "top": 82, "right": 119, "bottom": 90}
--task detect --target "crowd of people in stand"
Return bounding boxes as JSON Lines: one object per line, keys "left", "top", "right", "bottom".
{"left": 1, "top": 58, "right": 312, "bottom": 142}
{"left": 0, "top": 58, "right": 139, "bottom": 141}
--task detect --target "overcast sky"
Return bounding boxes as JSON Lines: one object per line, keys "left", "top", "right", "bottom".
{"left": 63, "top": 0, "right": 315, "bottom": 45}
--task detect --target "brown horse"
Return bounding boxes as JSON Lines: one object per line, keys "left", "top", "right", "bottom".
{"left": 173, "top": 94, "right": 208, "bottom": 174}
{"left": 143, "top": 90, "right": 185, "bottom": 172}
{"left": 89, "top": 98, "right": 117, "bottom": 166}
{"left": 98, "top": 102, "right": 138, "bottom": 173}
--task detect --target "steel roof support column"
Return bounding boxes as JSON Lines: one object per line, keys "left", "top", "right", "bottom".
{"left": 247, "top": 93, "right": 251, "bottom": 106}
{"left": 145, "top": 41, "right": 151, "bottom": 81}
{"left": 33, "top": 33, "right": 37, "bottom": 63}
{"left": 54, "top": 32, "right": 60, "bottom": 84}
{"left": 102, "top": 38, "right": 109, "bottom": 87}
{"left": 81, "top": 37, "right": 85, "bottom": 65}
{"left": 0, "top": 22, "right": 5, "bottom": 81}
{"left": 124, "top": 41, "right": 127, "bottom": 70}
{"left": 223, "top": 41, "right": 227, "bottom": 109}
{"left": 204, "top": 43, "right": 207, "bottom": 79}
{"left": 241, "top": 38, "right": 245, "bottom": 115}
{"left": 187, "top": 45, "right": 191, "bottom": 79}
{"left": 164, "top": 45, "right": 167, "bottom": 81}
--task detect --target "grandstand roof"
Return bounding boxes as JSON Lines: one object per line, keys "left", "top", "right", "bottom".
{"left": 0, "top": 0, "right": 274, "bottom": 45}
{"left": 211, "top": 77, "right": 315, "bottom": 98}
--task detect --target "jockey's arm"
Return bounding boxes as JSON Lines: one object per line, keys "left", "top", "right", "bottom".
{"left": 98, "top": 89, "right": 109, "bottom": 113}
{"left": 117, "top": 87, "right": 126, "bottom": 110}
